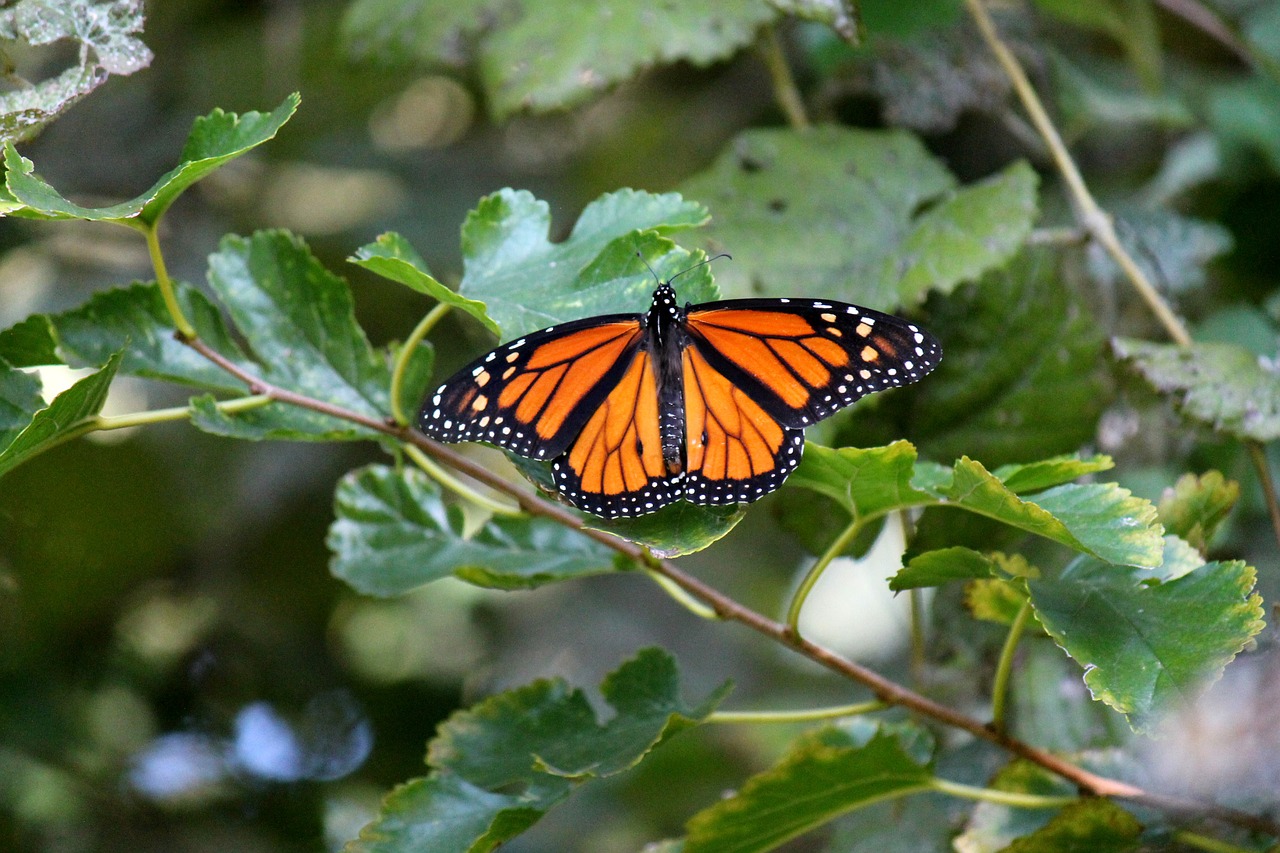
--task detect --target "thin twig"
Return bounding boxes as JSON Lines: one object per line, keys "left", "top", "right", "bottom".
{"left": 179, "top": 331, "right": 1280, "bottom": 838}
{"left": 757, "top": 26, "right": 810, "bottom": 131}
{"left": 1245, "top": 441, "right": 1280, "bottom": 554}
{"left": 965, "top": 0, "right": 1192, "bottom": 348}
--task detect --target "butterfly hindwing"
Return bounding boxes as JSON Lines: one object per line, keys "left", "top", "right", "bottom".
{"left": 550, "top": 350, "right": 686, "bottom": 517}
{"left": 681, "top": 343, "right": 806, "bottom": 506}
{"left": 682, "top": 299, "right": 942, "bottom": 429}
{"left": 419, "top": 314, "right": 644, "bottom": 460}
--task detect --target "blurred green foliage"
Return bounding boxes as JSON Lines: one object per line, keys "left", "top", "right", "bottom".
{"left": 2, "top": 0, "right": 1280, "bottom": 851}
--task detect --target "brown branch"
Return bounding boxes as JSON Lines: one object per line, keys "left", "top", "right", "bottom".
{"left": 180, "top": 332, "right": 1280, "bottom": 838}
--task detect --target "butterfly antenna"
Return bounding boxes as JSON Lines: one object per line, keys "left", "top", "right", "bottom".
{"left": 642, "top": 252, "right": 732, "bottom": 286}
{"left": 635, "top": 250, "right": 662, "bottom": 285}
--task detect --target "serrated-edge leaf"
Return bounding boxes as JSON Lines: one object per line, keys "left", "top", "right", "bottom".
{"left": 895, "top": 160, "right": 1039, "bottom": 303}
{"left": 4, "top": 93, "right": 299, "bottom": 223}
{"left": 992, "top": 453, "right": 1114, "bottom": 494}
{"left": 786, "top": 441, "right": 934, "bottom": 518}
{"left": 327, "top": 464, "right": 619, "bottom": 595}
{"left": 947, "top": 458, "right": 1163, "bottom": 568}
{"left": 1114, "top": 337, "right": 1280, "bottom": 441}
{"left": 47, "top": 280, "right": 252, "bottom": 393}
{"left": 0, "top": 350, "right": 121, "bottom": 477}
{"left": 684, "top": 725, "right": 934, "bottom": 853}
{"left": 1028, "top": 540, "right": 1264, "bottom": 732}
{"left": 206, "top": 229, "right": 391, "bottom": 419}
{"left": 351, "top": 649, "right": 725, "bottom": 852}
{"left": 351, "top": 232, "right": 500, "bottom": 335}
{"left": 458, "top": 188, "right": 710, "bottom": 338}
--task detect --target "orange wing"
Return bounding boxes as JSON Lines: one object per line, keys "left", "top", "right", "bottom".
{"left": 681, "top": 343, "right": 805, "bottom": 505}
{"left": 684, "top": 300, "right": 940, "bottom": 428}
{"left": 420, "top": 316, "right": 644, "bottom": 460}
{"left": 550, "top": 350, "right": 685, "bottom": 518}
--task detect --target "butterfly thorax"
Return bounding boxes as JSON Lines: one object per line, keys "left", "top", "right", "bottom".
{"left": 646, "top": 284, "right": 687, "bottom": 475}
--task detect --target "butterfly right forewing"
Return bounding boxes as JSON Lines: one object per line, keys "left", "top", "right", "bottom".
{"left": 419, "top": 315, "right": 644, "bottom": 460}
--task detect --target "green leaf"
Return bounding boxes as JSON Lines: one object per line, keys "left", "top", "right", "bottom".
{"left": 0, "top": 0, "right": 152, "bottom": 143}
{"left": 4, "top": 94, "right": 298, "bottom": 224}
{"left": 1088, "top": 207, "right": 1232, "bottom": 295}
{"left": 0, "top": 360, "right": 45, "bottom": 451}
{"left": 1028, "top": 537, "right": 1265, "bottom": 731}
{"left": 584, "top": 502, "right": 746, "bottom": 559}
{"left": 0, "top": 351, "right": 121, "bottom": 477}
{"left": 502, "top": 452, "right": 746, "bottom": 555}
{"left": 891, "top": 546, "right": 997, "bottom": 590}
{"left": 327, "top": 464, "right": 622, "bottom": 595}
{"left": 194, "top": 230, "right": 392, "bottom": 441}
{"left": 965, "top": 576, "right": 1029, "bottom": 625}
{"left": 1114, "top": 338, "right": 1280, "bottom": 441}
{"left": 341, "top": 0, "right": 776, "bottom": 118}
{"left": 681, "top": 131, "right": 1036, "bottom": 308}
{"left": 1034, "top": 0, "right": 1163, "bottom": 89}
{"left": 896, "top": 160, "right": 1039, "bottom": 303}
{"left": 350, "top": 232, "right": 500, "bottom": 335}
{"left": 955, "top": 760, "right": 1075, "bottom": 852}
{"left": 1156, "top": 471, "right": 1239, "bottom": 554}
{"left": 786, "top": 441, "right": 934, "bottom": 518}
{"left": 0, "top": 314, "right": 59, "bottom": 367}
{"left": 680, "top": 127, "right": 956, "bottom": 306}
{"left": 350, "top": 649, "right": 727, "bottom": 853}
{"left": 46, "top": 281, "right": 251, "bottom": 393}
{"left": 683, "top": 722, "right": 934, "bottom": 853}
{"left": 941, "top": 458, "right": 1164, "bottom": 569}
{"left": 1002, "top": 798, "right": 1142, "bottom": 853}
{"left": 892, "top": 250, "right": 1109, "bottom": 468}
{"left": 458, "top": 188, "right": 710, "bottom": 338}
{"left": 992, "top": 454, "right": 1114, "bottom": 494}
{"left": 1208, "top": 77, "right": 1280, "bottom": 174}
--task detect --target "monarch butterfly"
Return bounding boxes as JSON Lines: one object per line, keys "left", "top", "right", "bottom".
{"left": 419, "top": 265, "right": 941, "bottom": 518}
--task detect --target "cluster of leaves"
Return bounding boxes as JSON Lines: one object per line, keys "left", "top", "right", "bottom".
{"left": 4, "top": 0, "right": 1280, "bottom": 850}
{"left": 0, "top": 85, "right": 1268, "bottom": 849}
{"left": 0, "top": 0, "right": 152, "bottom": 142}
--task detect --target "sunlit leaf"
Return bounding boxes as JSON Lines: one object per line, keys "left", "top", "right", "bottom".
{"left": 1156, "top": 471, "right": 1238, "bottom": 554}
{"left": 926, "top": 458, "right": 1164, "bottom": 568}
{"left": 0, "top": 0, "right": 153, "bottom": 143}
{"left": 787, "top": 440, "right": 933, "bottom": 518}
{"left": 350, "top": 232, "right": 499, "bottom": 335}
{"left": 1028, "top": 537, "right": 1265, "bottom": 732}
{"left": 4, "top": 93, "right": 298, "bottom": 223}
{"left": 459, "top": 188, "right": 711, "bottom": 338}
{"left": 0, "top": 350, "right": 120, "bottom": 477}
{"left": 992, "top": 454, "right": 1114, "bottom": 494}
